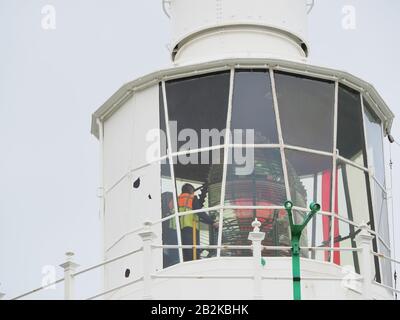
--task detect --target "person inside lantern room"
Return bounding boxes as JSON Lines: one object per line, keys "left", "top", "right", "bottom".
{"left": 178, "top": 183, "right": 217, "bottom": 261}
{"left": 161, "top": 192, "right": 179, "bottom": 268}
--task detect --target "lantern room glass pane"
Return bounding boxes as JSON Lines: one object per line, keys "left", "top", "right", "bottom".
{"left": 172, "top": 149, "right": 224, "bottom": 209}
{"left": 337, "top": 85, "right": 366, "bottom": 166}
{"left": 198, "top": 210, "right": 220, "bottom": 259}
{"left": 161, "top": 158, "right": 179, "bottom": 268}
{"left": 221, "top": 209, "right": 293, "bottom": 257}
{"left": 334, "top": 219, "right": 362, "bottom": 275}
{"left": 231, "top": 70, "right": 278, "bottom": 144}
{"left": 363, "top": 99, "right": 385, "bottom": 185}
{"left": 224, "top": 148, "right": 286, "bottom": 207}
{"left": 372, "top": 181, "right": 390, "bottom": 246}
{"left": 274, "top": 72, "right": 335, "bottom": 152}
{"left": 285, "top": 150, "right": 333, "bottom": 210}
{"left": 301, "top": 212, "right": 331, "bottom": 262}
{"left": 165, "top": 72, "right": 230, "bottom": 152}
{"left": 336, "top": 160, "right": 372, "bottom": 226}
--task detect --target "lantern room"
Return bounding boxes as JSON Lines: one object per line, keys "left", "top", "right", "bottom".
{"left": 91, "top": 60, "right": 394, "bottom": 293}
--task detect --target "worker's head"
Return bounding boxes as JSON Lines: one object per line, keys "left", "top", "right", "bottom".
{"left": 182, "top": 183, "right": 195, "bottom": 195}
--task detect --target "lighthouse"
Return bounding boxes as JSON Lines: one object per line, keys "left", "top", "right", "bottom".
{"left": 90, "top": 0, "right": 395, "bottom": 299}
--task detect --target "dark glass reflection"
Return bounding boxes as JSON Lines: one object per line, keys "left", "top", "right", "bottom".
{"left": 231, "top": 70, "right": 278, "bottom": 144}
{"left": 166, "top": 72, "right": 230, "bottom": 152}
{"left": 225, "top": 148, "right": 286, "bottom": 207}
{"left": 161, "top": 158, "right": 179, "bottom": 268}
{"left": 337, "top": 85, "right": 366, "bottom": 166}
{"left": 285, "top": 150, "right": 333, "bottom": 210}
{"left": 363, "top": 99, "right": 385, "bottom": 185}
{"left": 275, "top": 72, "right": 335, "bottom": 152}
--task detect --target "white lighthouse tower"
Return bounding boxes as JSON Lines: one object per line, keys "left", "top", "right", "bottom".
{"left": 90, "top": 0, "right": 396, "bottom": 300}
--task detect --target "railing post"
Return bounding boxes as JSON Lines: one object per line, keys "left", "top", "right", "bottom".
{"left": 248, "top": 218, "right": 265, "bottom": 300}
{"left": 357, "top": 224, "right": 374, "bottom": 300}
{"left": 60, "top": 252, "right": 79, "bottom": 300}
{"left": 138, "top": 221, "right": 157, "bottom": 300}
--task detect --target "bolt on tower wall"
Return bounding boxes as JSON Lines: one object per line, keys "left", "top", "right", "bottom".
{"left": 169, "top": 0, "right": 309, "bottom": 65}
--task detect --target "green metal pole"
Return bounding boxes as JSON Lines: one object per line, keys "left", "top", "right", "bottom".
{"left": 284, "top": 201, "right": 320, "bottom": 301}
{"left": 291, "top": 232, "right": 301, "bottom": 300}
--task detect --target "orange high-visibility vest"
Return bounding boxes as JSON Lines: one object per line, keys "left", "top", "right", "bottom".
{"left": 178, "top": 193, "right": 199, "bottom": 230}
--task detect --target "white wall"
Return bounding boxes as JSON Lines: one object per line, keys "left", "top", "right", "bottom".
{"left": 103, "top": 84, "right": 163, "bottom": 292}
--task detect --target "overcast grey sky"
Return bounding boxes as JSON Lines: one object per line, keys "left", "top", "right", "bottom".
{"left": 0, "top": 0, "right": 399, "bottom": 299}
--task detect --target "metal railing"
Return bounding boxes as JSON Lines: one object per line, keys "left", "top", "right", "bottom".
{"left": 7, "top": 221, "right": 400, "bottom": 300}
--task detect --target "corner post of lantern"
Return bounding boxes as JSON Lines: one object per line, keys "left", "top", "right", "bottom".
{"left": 248, "top": 218, "right": 266, "bottom": 300}
{"left": 60, "top": 252, "right": 79, "bottom": 300}
{"left": 357, "top": 223, "right": 374, "bottom": 300}
{"left": 139, "top": 221, "right": 157, "bottom": 300}
{"left": 284, "top": 200, "right": 320, "bottom": 301}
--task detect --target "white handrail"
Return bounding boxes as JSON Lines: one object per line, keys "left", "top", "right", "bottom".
{"left": 371, "top": 251, "right": 400, "bottom": 266}
{"left": 9, "top": 223, "right": 398, "bottom": 300}
{"left": 86, "top": 277, "right": 144, "bottom": 300}
{"left": 12, "top": 278, "right": 65, "bottom": 300}
{"left": 153, "top": 244, "right": 361, "bottom": 252}
{"left": 73, "top": 247, "right": 143, "bottom": 277}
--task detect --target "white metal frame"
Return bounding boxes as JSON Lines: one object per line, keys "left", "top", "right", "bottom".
{"left": 97, "top": 64, "right": 393, "bottom": 288}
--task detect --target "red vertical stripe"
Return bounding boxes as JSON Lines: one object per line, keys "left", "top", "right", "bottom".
{"left": 333, "top": 170, "right": 340, "bottom": 265}
{"left": 321, "top": 170, "right": 341, "bottom": 265}
{"left": 321, "top": 171, "right": 331, "bottom": 262}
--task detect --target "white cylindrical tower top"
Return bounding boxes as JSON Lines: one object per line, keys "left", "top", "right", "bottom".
{"left": 169, "top": 0, "right": 309, "bottom": 65}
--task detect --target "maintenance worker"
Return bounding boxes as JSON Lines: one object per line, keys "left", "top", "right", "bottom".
{"left": 161, "top": 192, "right": 179, "bottom": 268}
{"left": 178, "top": 183, "right": 216, "bottom": 261}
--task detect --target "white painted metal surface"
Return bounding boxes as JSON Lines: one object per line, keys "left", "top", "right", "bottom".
{"left": 170, "top": 0, "right": 309, "bottom": 64}
{"left": 4, "top": 1, "right": 398, "bottom": 301}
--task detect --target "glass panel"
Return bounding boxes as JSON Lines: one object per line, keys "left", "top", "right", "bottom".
{"left": 333, "top": 221, "right": 381, "bottom": 283}
{"left": 231, "top": 70, "right": 278, "bottom": 144}
{"left": 285, "top": 150, "right": 333, "bottom": 210}
{"left": 221, "top": 208, "right": 291, "bottom": 257}
{"left": 225, "top": 148, "right": 286, "bottom": 207}
{"left": 363, "top": 99, "right": 385, "bottom": 185}
{"left": 179, "top": 209, "right": 219, "bottom": 262}
{"left": 336, "top": 160, "right": 371, "bottom": 226}
{"left": 166, "top": 72, "right": 230, "bottom": 152}
{"left": 173, "top": 149, "right": 224, "bottom": 209}
{"left": 337, "top": 85, "right": 366, "bottom": 166}
{"left": 334, "top": 219, "right": 362, "bottom": 275}
{"left": 161, "top": 158, "right": 179, "bottom": 268}
{"left": 378, "top": 240, "right": 393, "bottom": 287}
{"left": 274, "top": 72, "right": 335, "bottom": 152}
{"left": 302, "top": 213, "right": 331, "bottom": 262}
{"left": 372, "top": 181, "right": 390, "bottom": 245}
{"left": 221, "top": 209, "right": 252, "bottom": 257}
{"left": 198, "top": 210, "right": 219, "bottom": 260}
